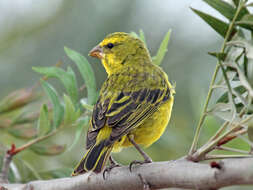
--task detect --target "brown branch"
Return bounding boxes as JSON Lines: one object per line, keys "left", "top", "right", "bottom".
{"left": 0, "top": 129, "right": 60, "bottom": 184}
{"left": 1, "top": 158, "right": 253, "bottom": 190}
{"left": 11, "top": 130, "right": 58, "bottom": 155}
{"left": 0, "top": 153, "right": 13, "bottom": 184}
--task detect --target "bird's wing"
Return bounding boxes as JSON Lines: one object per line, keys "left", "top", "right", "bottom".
{"left": 86, "top": 86, "right": 171, "bottom": 149}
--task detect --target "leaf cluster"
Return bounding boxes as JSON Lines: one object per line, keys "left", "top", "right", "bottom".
{"left": 189, "top": 0, "right": 253, "bottom": 161}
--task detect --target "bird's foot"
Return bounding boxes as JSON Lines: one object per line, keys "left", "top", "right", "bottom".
{"left": 129, "top": 158, "right": 152, "bottom": 172}
{"left": 103, "top": 162, "right": 121, "bottom": 180}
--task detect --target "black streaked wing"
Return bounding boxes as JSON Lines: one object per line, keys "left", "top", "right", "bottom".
{"left": 106, "top": 88, "right": 170, "bottom": 143}
{"left": 86, "top": 87, "right": 171, "bottom": 149}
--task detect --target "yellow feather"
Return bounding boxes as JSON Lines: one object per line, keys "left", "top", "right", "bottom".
{"left": 72, "top": 32, "right": 175, "bottom": 175}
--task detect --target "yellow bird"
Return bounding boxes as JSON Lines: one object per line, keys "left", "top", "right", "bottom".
{"left": 72, "top": 32, "right": 175, "bottom": 175}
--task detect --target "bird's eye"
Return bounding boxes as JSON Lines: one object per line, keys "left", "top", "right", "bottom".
{"left": 106, "top": 43, "right": 114, "bottom": 49}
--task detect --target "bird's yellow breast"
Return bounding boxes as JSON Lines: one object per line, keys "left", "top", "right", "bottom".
{"left": 112, "top": 95, "right": 174, "bottom": 152}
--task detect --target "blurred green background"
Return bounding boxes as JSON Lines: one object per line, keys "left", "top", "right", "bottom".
{"left": 0, "top": 0, "right": 251, "bottom": 189}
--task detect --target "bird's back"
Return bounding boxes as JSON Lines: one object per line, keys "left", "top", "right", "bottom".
{"left": 96, "top": 63, "right": 174, "bottom": 152}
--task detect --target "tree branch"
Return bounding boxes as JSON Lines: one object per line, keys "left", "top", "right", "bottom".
{"left": 0, "top": 153, "right": 12, "bottom": 184}
{"left": 1, "top": 158, "right": 253, "bottom": 190}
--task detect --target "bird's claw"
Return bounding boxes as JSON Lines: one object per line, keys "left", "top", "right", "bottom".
{"left": 129, "top": 159, "right": 152, "bottom": 172}
{"left": 103, "top": 163, "right": 121, "bottom": 180}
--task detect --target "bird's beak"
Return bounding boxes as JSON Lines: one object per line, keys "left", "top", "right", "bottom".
{"left": 89, "top": 45, "right": 104, "bottom": 59}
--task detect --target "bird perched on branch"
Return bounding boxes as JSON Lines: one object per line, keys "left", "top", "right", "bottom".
{"left": 72, "top": 32, "right": 175, "bottom": 175}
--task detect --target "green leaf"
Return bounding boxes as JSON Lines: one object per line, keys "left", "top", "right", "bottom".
{"left": 67, "top": 117, "right": 89, "bottom": 151}
{"left": 0, "top": 88, "right": 38, "bottom": 114}
{"left": 80, "top": 98, "right": 93, "bottom": 111}
{"left": 12, "top": 111, "right": 39, "bottom": 125}
{"left": 64, "top": 47, "right": 97, "bottom": 105}
{"left": 139, "top": 29, "right": 147, "bottom": 46}
{"left": 226, "top": 38, "right": 253, "bottom": 59}
{"left": 66, "top": 67, "right": 79, "bottom": 104}
{"left": 41, "top": 80, "right": 64, "bottom": 129}
{"left": 37, "top": 104, "right": 51, "bottom": 136}
{"left": 233, "top": 0, "right": 239, "bottom": 7}
{"left": 40, "top": 168, "right": 72, "bottom": 179}
{"left": 248, "top": 122, "right": 253, "bottom": 142}
{"left": 30, "top": 144, "right": 66, "bottom": 156}
{"left": 130, "top": 31, "right": 139, "bottom": 39}
{"left": 208, "top": 52, "right": 227, "bottom": 61}
{"left": 207, "top": 102, "right": 238, "bottom": 123}
{"left": 233, "top": 0, "right": 250, "bottom": 19}
{"left": 243, "top": 53, "right": 248, "bottom": 78}
{"left": 191, "top": 7, "right": 231, "bottom": 38}
{"left": 153, "top": 30, "right": 171, "bottom": 65}
{"left": 238, "top": 1, "right": 250, "bottom": 17}
{"left": 33, "top": 66, "right": 78, "bottom": 104}
{"left": 8, "top": 124, "right": 37, "bottom": 139}
{"left": 203, "top": 0, "right": 236, "bottom": 20}
{"left": 63, "top": 94, "right": 80, "bottom": 125}
{"left": 217, "top": 85, "right": 247, "bottom": 103}
{"left": 236, "top": 14, "right": 253, "bottom": 31}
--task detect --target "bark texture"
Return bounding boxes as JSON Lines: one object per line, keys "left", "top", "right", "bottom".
{"left": 1, "top": 158, "right": 253, "bottom": 190}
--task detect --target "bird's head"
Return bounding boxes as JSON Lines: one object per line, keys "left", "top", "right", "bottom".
{"left": 89, "top": 32, "right": 150, "bottom": 75}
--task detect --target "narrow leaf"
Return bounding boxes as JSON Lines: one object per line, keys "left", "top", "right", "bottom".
{"left": 30, "top": 144, "right": 66, "bottom": 156}
{"left": 207, "top": 103, "right": 238, "bottom": 123}
{"left": 208, "top": 52, "right": 227, "bottom": 61}
{"left": 67, "top": 117, "right": 89, "bottom": 151}
{"left": 233, "top": 0, "right": 250, "bottom": 19}
{"left": 130, "top": 31, "right": 139, "bottom": 39}
{"left": 8, "top": 124, "right": 37, "bottom": 139}
{"left": 0, "top": 88, "right": 38, "bottom": 114}
{"left": 226, "top": 38, "right": 253, "bottom": 59}
{"left": 233, "top": 0, "right": 239, "bottom": 7}
{"left": 64, "top": 47, "right": 97, "bottom": 105}
{"left": 153, "top": 30, "right": 171, "bottom": 65}
{"left": 63, "top": 94, "right": 80, "bottom": 125}
{"left": 217, "top": 85, "right": 246, "bottom": 103}
{"left": 248, "top": 122, "right": 253, "bottom": 142}
{"left": 80, "top": 98, "right": 93, "bottom": 111}
{"left": 139, "top": 29, "right": 147, "bottom": 46}
{"left": 12, "top": 111, "right": 39, "bottom": 125}
{"left": 236, "top": 14, "right": 253, "bottom": 31}
{"left": 37, "top": 104, "right": 51, "bottom": 136}
{"left": 41, "top": 80, "right": 64, "bottom": 129}
{"left": 203, "top": 0, "right": 236, "bottom": 20}
{"left": 66, "top": 66, "right": 79, "bottom": 104}
{"left": 33, "top": 66, "right": 78, "bottom": 104}
{"left": 244, "top": 53, "right": 248, "bottom": 78}
{"left": 191, "top": 7, "right": 230, "bottom": 38}
{"left": 235, "top": 63, "right": 253, "bottom": 97}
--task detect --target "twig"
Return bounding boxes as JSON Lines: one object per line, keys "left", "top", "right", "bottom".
{"left": 208, "top": 121, "right": 229, "bottom": 143}
{"left": 205, "top": 154, "right": 252, "bottom": 160}
{"left": 188, "top": 0, "right": 245, "bottom": 155}
{"left": 191, "top": 124, "right": 245, "bottom": 161}
{"left": 216, "top": 146, "right": 249, "bottom": 154}
{"left": 0, "top": 153, "right": 12, "bottom": 183}
{"left": 217, "top": 127, "right": 247, "bottom": 146}
{"left": 0, "top": 128, "right": 61, "bottom": 183}
{"left": 11, "top": 129, "right": 59, "bottom": 155}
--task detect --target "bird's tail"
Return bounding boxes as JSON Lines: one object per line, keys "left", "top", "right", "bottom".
{"left": 72, "top": 140, "right": 112, "bottom": 176}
